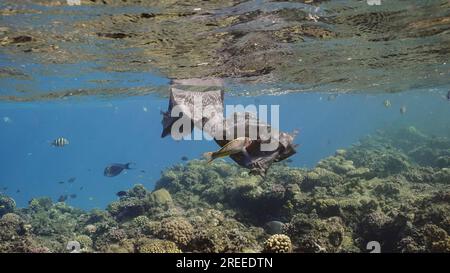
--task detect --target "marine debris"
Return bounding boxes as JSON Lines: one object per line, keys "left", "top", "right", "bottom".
{"left": 161, "top": 79, "right": 297, "bottom": 175}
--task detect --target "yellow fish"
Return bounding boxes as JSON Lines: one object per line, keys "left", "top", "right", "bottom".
{"left": 203, "top": 137, "right": 252, "bottom": 164}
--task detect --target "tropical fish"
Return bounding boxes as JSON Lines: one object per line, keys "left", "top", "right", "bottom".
{"left": 264, "top": 221, "right": 285, "bottom": 235}
{"left": 400, "top": 106, "right": 407, "bottom": 114}
{"left": 181, "top": 156, "right": 189, "bottom": 161}
{"left": 104, "top": 163, "right": 134, "bottom": 177}
{"left": 383, "top": 99, "right": 391, "bottom": 108}
{"left": 203, "top": 137, "right": 253, "bottom": 164}
{"left": 68, "top": 177, "right": 76, "bottom": 183}
{"left": 447, "top": 90, "right": 450, "bottom": 101}
{"left": 57, "top": 195, "right": 68, "bottom": 202}
{"left": 88, "top": 197, "right": 94, "bottom": 201}
{"left": 58, "top": 181, "right": 65, "bottom": 185}
{"left": 51, "top": 137, "right": 69, "bottom": 147}
{"left": 79, "top": 186, "right": 84, "bottom": 191}
{"left": 116, "top": 191, "right": 127, "bottom": 197}
{"left": 69, "top": 194, "right": 77, "bottom": 199}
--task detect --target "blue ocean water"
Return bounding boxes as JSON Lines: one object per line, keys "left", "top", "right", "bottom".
{"left": 1, "top": 79, "right": 449, "bottom": 210}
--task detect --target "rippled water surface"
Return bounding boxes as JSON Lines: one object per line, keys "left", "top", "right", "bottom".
{"left": 1, "top": 0, "right": 450, "bottom": 99}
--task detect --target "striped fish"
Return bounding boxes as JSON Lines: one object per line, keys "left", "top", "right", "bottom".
{"left": 52, "top": 137, "right": 69, "bottom": 147}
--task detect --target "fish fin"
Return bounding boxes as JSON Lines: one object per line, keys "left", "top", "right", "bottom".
{"left": 219, "top": 138, "right": 243, "bottom": 151}
{"left": 203, "top": 152, "right": 214, "bottom": 164}
{"left": 125, "top": 162, "right": 136, "bottom": 169}
{"left": 241, "top": 149, "right": 252, "bottom": 167}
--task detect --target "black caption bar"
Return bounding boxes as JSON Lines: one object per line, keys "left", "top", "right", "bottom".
{"left": 0, "top": 252, "right": 445, "bottom": 273}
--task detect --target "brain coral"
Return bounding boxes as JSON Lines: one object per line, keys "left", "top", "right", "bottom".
{"left": 263, "top": 234, "right": 292, "bottom": 253}
{"left": 159, "top": 217, "right": 194, "bottom": 246}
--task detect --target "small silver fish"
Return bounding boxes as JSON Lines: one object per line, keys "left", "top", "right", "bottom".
{"left": 383, "top": 99, "right": 391, "bottom": 108}
{"left": 400, "top": 106, "right": 407, "bottom": 114}
{"left": 52, "top": 137, "right": 69, "bottom": 147}
{"left": 203, "top": 137, "right": 252, "bottom": 163}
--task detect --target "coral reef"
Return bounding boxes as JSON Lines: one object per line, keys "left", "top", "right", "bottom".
{"left": 136, "top": 238, "right": 181, "bottom": 253}
{"left": 0, "top": 194, "right": 16, "bottom": 217}
{"left": 0, "top": 127, "right": 449, "bottom": 253}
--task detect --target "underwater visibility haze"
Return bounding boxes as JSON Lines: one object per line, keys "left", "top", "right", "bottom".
{"left": 0, "top": 0, "right": 450, "bottom": 253}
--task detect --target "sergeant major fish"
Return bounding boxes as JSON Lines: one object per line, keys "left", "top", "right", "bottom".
{"left": 203, "top": 137, "right": 252, "bottom": 164}
{"left": 51, "top": 137, "right": 69, "bottom": 147}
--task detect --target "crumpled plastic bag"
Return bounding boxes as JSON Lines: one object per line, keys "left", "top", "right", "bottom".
{"left": 161, "top": 78, "right": 297, "bottom": 175}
